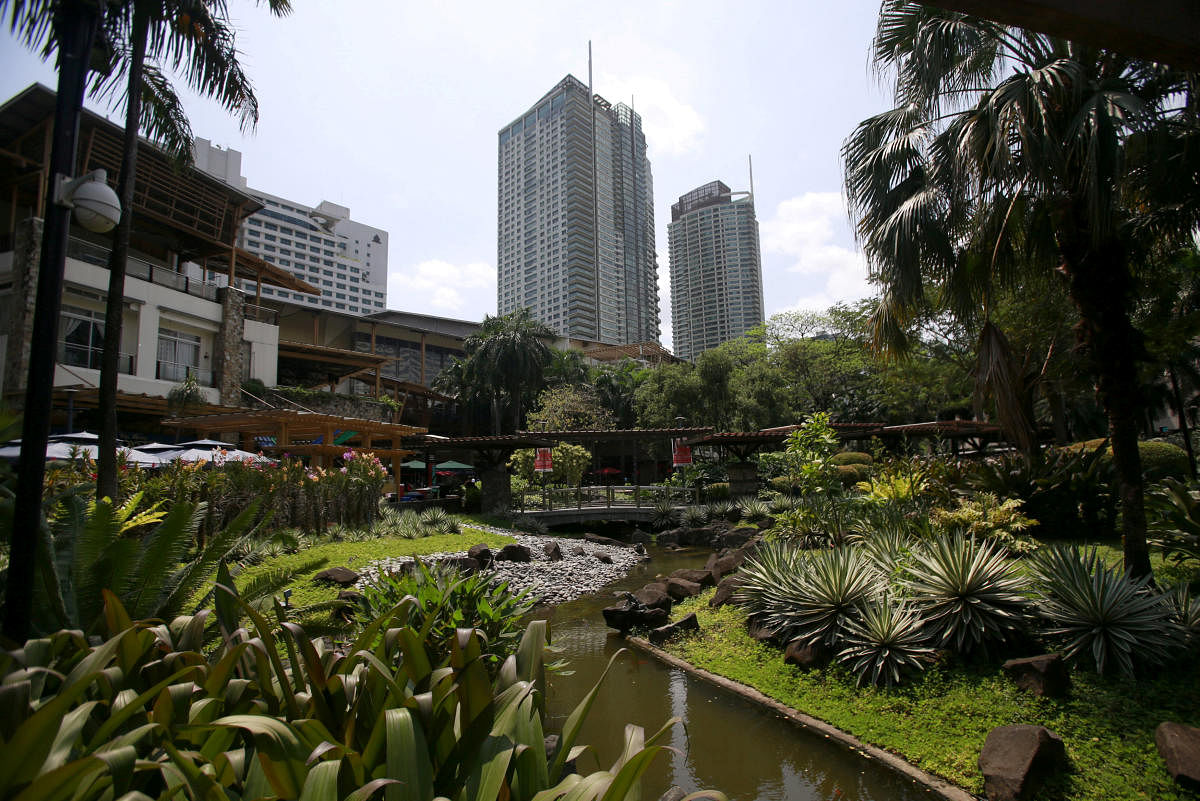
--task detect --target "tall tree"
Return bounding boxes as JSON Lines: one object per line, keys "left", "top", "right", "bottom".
{"left": 843, "top": 1, "right": 1200, "bottom": 576}
{"left": 459, "top": 308, "right": 555, "bottom": 434}
{"left": 93, "top": 0, "right": 290, "bottom": 502}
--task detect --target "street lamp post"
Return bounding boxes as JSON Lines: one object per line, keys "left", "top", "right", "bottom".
{"left": 2, "top": 0, "right": 104, "bottom": 644}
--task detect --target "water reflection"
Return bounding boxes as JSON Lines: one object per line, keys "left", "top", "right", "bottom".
{"left": 535, "top": 546, "right": 930, "bottom": 801}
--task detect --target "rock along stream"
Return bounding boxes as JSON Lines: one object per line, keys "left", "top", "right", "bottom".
{"left": 532, "top": 544, "right": 935, "bottom": 801}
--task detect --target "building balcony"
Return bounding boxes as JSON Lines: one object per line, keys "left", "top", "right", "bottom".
{"left": 156, "top": 361, "right": 214, "bottom": 387}
{"left": 58, "top": 342, "right": 135, "bottom": 375}
{"left": 67, "top": 237, "right": 221, "bottom": 302}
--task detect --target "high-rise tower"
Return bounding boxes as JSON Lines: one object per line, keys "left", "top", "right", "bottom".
{"left": 497, "top": 75, "right": 658, "bottom": 344}
{"left": 668, "top": 180, "right": 763, "bottom": 361}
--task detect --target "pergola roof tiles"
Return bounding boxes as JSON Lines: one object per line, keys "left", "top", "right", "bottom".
{"left": 161, "top": 408, "right": 425, "bottom": 448}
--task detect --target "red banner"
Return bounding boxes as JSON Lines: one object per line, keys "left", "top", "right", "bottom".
{"left": 534, "top": 447, "right": 553, "bottom": 473}
{"left": 671, "top": 440, "right": 692, "bottom": 467}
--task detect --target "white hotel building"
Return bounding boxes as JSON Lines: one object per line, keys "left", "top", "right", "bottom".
{"left": 193, "top": 139, "right": 388, "bottom": 316}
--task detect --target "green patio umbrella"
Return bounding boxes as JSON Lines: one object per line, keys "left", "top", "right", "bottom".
{"left": 400, "top": 460, "right": 426, "bottom": 469}
{"left": 435, "top": 460, "right": 473, "bottom": 470}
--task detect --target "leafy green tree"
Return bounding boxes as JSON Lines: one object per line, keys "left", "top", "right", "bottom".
{"left": 528, "top": 385, "right": 614, "bottom": 431}
{"left": 591, "top": 359, "right": 644, "bottom": 428}
{"left": 842, "top": 2, "right": 1200, "bottom": 575}
{"left": 509, "top": 443, "right": 592, "bottom": 487}
{"left": 451, "top": 308, "right": 555, "bottom": 434}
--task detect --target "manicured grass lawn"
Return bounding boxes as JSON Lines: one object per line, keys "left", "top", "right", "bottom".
{"left": 666, "top": 592, "right": 1200, "bottom": 801}
{"left": 235, "top": 527, "right": 514, "bottom": 609}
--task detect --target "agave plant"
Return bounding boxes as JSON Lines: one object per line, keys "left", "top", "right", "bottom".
{"left": 1165, "top": 583, "right": 1200, "bottom": 644}
{"left": 651, "top": 500, "right": 679, "bottom": 530}
{"left": 1029, "top": 545, "right": 1183, "bottom": 677}
{"left": 904, "top": 534, "right": 1032, "bottom": 657}
{"left": 419, "top": 506, "right": 461, "bottom": 535}
{"left": 852, "top": 526, "right": 916, "bottom": 578}
{"left": 706, "top": 500, "right": 737, "bottom": 523}
{"left": 737, "top": 544, "right": 881, "bottom": 646}
{"left": 681, "top": 505, "right": 709, "bottom": 528}
{"left": 837, "top": 596, "right": 934, "bottom": 687}
{"left": 734, "top": 539, "right": 810, "bottom": 622}
{"left": 737, "top": 497, "right": 772, "bottom": 523}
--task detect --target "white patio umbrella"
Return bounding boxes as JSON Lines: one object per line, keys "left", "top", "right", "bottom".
{"left": 0, "top": 441, "right": 165, "bottom": 466}
{"left": 160, "top": 447, "right": 276, "bottom": 466}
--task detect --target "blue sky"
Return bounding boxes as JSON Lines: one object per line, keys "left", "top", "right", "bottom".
{"left": 0, "top": 1, "right": 891, "bottom": 348}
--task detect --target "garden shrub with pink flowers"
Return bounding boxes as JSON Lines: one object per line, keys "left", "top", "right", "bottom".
{"left": 46, "top": 448, "right": 390, "bottom": 541}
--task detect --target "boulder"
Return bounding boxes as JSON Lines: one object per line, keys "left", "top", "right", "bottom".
{"left": 644, "top": 581, "right": 670, "bottom": 595}
{"left": 649, "top": 612, "right": 700, "bottom": 645}
{"left": 718, "top": 527, "right": 758, "bottom": 550}
{"left": 784, "top": 638, "right": 832, "bottom": 670}
{"left": 630, "top": 528, "right": 653, "bottom": 544}
{"left": 467, "top": 544, "right": 494, "bottom": 566}
{"left": 978, "top": 725, "right": 1067, "bottom": 801}
{"left": 570, "top": 546, "right": 588, "bottom": 556}
{"left": 709, "top": 574, "right": 744, "bottom": 608}
{"left": 633, "top": 586, "right": 673, "bottom": 611}
{"left": 544, "top": 541, "right": 564, "bottom": 561}
{"left": 670, "top": 568, "right": 715, "bottom": 588}
{"left": 594, "top": 552, "right": 613, "bottom": 564}
{"left": 495, "top": 544, "right": 532, "bottom": 563}
{"left": 679, "top": 526, "right": 717, "bottom": 547}
{"left": 585, "top": 532, "right": 627, "bottom": 548}
{"left": 1156, "top": 722, "right": 1200, "bottom": 791}
{"left": 634, "top": 543, "right": 648, "bottom": 556}
{"left": 746, "top": 616, "right": 780, "bottom": 644}
{"left": 1002, "top": 654, "right": 1071, "bottom": 698}
{"left": 314, "top": 566, "right": 360, "bottom": 587}
{"left": 601, "top": 598, "right": 669, "bottom": 634}
{"left": 665, "top": 577, "right": 703, "bottom": 601}
{"left": 437, "top": 556, "right": 480, "bottom": 574}
{"left": 706, "top": 552, "right": 742, "bottom": 581}
{"left": 656, "top": 529, "right": 681, "bottom": 546}
{"left": 753, "top": 516, "right": 776, "bottom": 531}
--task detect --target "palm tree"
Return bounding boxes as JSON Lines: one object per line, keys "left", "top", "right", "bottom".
{"left": 93, "top": 0, "right": 291, "bottom": 502}
{"left": 4, "top": 0, "right": 291, "bottom": 500}
{"left": 461, "top": 308, "right": 555, "bottom": 434}
{"left": 842, "top": 2, "right": 1200, "bottom": 577}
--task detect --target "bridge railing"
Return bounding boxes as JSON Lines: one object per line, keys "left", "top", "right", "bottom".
{"left": 517, "top": 484, "right": 699, "bottom": 512}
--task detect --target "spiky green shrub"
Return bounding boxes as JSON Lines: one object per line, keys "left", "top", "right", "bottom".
{"left": 705, "top": 500, "right": 737, "bottom": 523}
{"left": 419, "top": 506, "right": 460, "bottom": 535}
{"left": 904, "top": 534, "right": 1032, "bottom": 657}
{"left": 737, "top": 497, "right": 772, "bottom": 523}
{"left": 1166, "top": 584, "right": 1200, "bottom": 645}
{"left": 652, "top": 500, "right": 679, "bottom": 530}
{"left": 1029, "top": 545, "right": 1183, "bottom": 677}
{"left": 852, "top": 526, "right": 916, "bottom": 577}
{"left": 733, "top": 539, "right": 808, "bottom": 635}
{"left": 837, "top": 597, "right": 933, "bottom": 687}
{"left": 681, "top": 505, "right": 709, "bottom": 528}
{"left": 737, "top": 544, "right": 880, "bottom": 646}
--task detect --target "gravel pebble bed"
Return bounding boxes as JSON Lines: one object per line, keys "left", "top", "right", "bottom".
{"left": 353, "top": 529, "right": 646, "bottom": 606}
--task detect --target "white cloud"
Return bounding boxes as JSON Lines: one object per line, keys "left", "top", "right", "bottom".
{"left": 597, "top": 72, "right": 705, "bottom": 157}
{"left": 760, "top": 192, "right": 874, "bottom": 313}
{"left": 388, "top": 259, "right": 496, "bottom": 316}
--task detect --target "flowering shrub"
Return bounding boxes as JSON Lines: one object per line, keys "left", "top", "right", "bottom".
{"left": 59, "top": 449, "right": 393, "bottom": 540}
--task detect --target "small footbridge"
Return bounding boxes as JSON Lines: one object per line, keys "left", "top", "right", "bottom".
{"left": 513, "top": 485, "right": 700, "bottom": 527}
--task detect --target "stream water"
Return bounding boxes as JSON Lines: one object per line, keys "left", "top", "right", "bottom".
{"left": 533, "top": 545, "right": 935, "bottom": 801}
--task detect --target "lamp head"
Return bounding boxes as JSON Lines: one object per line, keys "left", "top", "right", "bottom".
{"left": 55, "top": 170, "right": 121, "bottom": 233}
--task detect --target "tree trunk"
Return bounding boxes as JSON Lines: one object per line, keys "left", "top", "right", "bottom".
{"left": 1167, "top": 363, "right": 1197, "bottom": 479}
{"left": 1058, "top": 221, "right": 1152, "bottom": 578}
{"left": 96, "top": 4, "right": 148, "bottom": 502}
